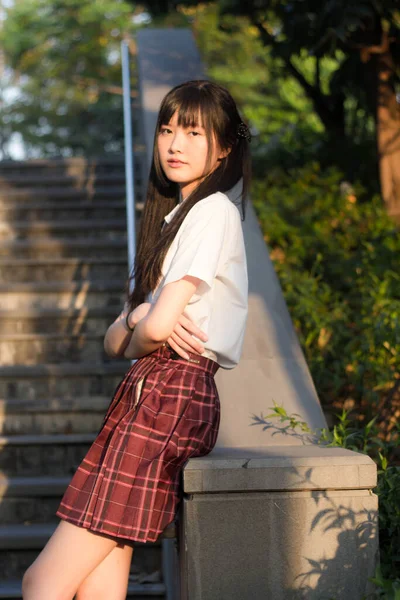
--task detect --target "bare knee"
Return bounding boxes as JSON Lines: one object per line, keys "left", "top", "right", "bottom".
{"left": 22, "top": 565, "right": 40, "bottom": 600}
{"left": 76, "top": 581, "right": 129, "bottom": 600}
{"left": 22, "top": 563, "right": 70, "bottom": 600}
{"left": 22, "top": 565, "right": 40, "bottom": 599}
{"left": 75, "top": 542, "right": 133, "bottom": 600}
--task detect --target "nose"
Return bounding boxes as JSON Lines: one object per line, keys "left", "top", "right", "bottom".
{"left": 168, "top": 131, "right": 184, "bottom": 154}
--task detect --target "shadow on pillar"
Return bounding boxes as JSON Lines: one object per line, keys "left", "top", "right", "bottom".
{"left": 178, "top": 464, "right": 378, "bottom": 600}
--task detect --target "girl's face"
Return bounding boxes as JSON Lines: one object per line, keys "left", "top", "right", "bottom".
{"left": 157, "top": 110, "right": 228, "bottom": 199}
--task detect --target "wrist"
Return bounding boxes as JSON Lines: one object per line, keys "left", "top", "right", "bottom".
{"left": 124, "top": 310, "right": 136, "bottom": 332}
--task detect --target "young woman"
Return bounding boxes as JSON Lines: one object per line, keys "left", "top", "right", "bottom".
{"left": 22, "top": 79, "right": 251, "bottom": 600}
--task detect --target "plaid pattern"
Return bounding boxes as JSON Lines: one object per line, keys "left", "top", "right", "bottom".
{"left": 56, "top": 343, "right": 220, "bottom": 543}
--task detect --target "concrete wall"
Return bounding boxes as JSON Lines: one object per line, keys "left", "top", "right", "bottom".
{"left": 179, "top": 446, "right": 379, "bottom": 600}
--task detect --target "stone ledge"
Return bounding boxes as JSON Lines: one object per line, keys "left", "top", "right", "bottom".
{"left": 183, "top": 445, "right": 377, "bottom": 492}
{"left": 0, "top": 475, "right": 70, "bottom": 498}
{"left": 0, "top": 258, "right": 127, "bottom": 268}
{"left": 0, "top": 217, "right": 127, "bottom": 232}
{"left": 0, "top": 361, "right": 127, "bottom": 377}
{"left": 0, "top": 432, "right": 97, "bottom": 447}
{"left": 0, "top": 156, "right": 126, "bottom": 168}
{"left": 0, "top": 173, "right": 126, "bottom": 186}
{"left": 0, "top": 396, "right": 110, "bottom": 413}
{"left": 0, "top": 186, "right": 127, "bottom": 201}
{"left": 0, "top": 523, "right": 170, "bottom": 549}
{"left": 0, "top": 579, "right": 166, "bottom": 598}
{"left": 0, "top": 199, "right": 129, "bottom": 210}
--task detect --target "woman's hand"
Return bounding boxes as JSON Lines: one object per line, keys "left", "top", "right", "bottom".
{"left": 126, "top": 302, "right": 152, "bottom": 329}
{"left": 125, "top": 302, "right": 208, "bottom": 360}
{"left": 104, "top": 302, "right": 152, "bottom": 359}
{"left": 167, "top": 312, "right": 208, "bottom": 360}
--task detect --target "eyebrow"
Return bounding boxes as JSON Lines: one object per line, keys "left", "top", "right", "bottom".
{"left": 163, "top": 122, "right": 205, "bottom": 129}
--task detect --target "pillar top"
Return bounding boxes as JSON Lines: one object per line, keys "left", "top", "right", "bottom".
{"left": 183, "top": 445, "right": 377, "bottom": 493}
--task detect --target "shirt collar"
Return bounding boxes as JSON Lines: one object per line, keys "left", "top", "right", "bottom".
{"left": 164, "top": 204, "right": 181, "bottom": 224}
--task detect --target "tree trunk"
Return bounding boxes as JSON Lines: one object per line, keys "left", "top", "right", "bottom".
{"left": 375, "top": 44, "right": 400, "bottom": 220}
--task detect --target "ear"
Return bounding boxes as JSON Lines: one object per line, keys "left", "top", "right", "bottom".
{"left": 217, "top": 146, "right": 231, "bottom": 161}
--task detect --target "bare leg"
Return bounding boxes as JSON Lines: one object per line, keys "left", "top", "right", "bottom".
{"left": 22, "top": 520, "right": 126, "bottom": 600}
{"left": 75, "top": 543, "right": 134, "bottom": 600}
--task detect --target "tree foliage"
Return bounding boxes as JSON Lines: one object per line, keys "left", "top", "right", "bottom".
{"left": 252, "top": 162, "right": 400, "bottom": 431}
{"left": 176, "top": 4, "right": 344, "bottom": 177}
{"left": 1, "top": 0, "right": 136, "bottom": 157}
{"left": 140, "top": 0, "right": 400, "bottom": 194}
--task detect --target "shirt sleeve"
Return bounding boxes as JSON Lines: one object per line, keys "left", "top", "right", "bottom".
{"left": 162, "top": 198, "right": 231, "bottom": 291}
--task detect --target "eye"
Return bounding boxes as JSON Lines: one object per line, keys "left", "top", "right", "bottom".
{"left": 189, "top": 130, "right": 201, "bottom": 136}
{"left": 160, "top": 126, "right": 172, "bottom": 135}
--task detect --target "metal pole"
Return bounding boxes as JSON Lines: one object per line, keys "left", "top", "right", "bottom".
{"left": 121, "top": 40, "right": 136, "bottom": 292}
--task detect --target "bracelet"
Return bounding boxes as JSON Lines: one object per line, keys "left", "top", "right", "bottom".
{"left": 125, "top": 311, "right": 135, "bottom": 332}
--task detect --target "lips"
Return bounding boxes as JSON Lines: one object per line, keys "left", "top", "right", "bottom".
{"left": 167, "top": 159, "right": 186, "bottom": 165}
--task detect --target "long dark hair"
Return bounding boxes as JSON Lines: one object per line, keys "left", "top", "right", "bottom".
{"left": 127, "top": 79, "right": 251, "bottom": 310}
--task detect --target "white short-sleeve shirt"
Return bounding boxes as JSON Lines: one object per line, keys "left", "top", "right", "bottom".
{"left": 146, "top": 191, "right": 248, "bottom": 369}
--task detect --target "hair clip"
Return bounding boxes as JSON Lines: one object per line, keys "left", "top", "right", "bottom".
{"left": 237, "top": 121, "right": 251, "bottom": 142}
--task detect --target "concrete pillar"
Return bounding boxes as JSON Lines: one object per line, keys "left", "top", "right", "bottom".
{"left": 135, "top": 27, "right": 379, "bottom": 600}
{"left": 179, "top": 446, "right": 378, "bottom": 600}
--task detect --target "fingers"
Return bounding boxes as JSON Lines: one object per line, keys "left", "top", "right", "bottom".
{"left": 173, "top": 323, "right": 205, "bottom": 354}
{"left": 167, "top": 314, "right": 208, "bottom": 360}
{"left": 171, "top": 328, "right": 204, "bottom": 354}
{"left": 169, "top": 331, "right": 199, "bottom": 354}
{"left": 179, "top": 314, "right": 208, "bottom": 343}
{"left": 167, "top": 336, "right": 190, "bottom": 360}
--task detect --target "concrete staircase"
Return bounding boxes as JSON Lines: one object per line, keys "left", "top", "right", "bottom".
{"left": 0, "top": 157, "right": 168, "bottom": 599}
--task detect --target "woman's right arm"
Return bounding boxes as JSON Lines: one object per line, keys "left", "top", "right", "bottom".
{"left": 104, "top": 301, "right": 208, "bottom": 359}
{"left": 103, "top": 302, "right": 151, "bottom": 358}
{"left": 103, "top": 304, "right": 132, "bottom": 358}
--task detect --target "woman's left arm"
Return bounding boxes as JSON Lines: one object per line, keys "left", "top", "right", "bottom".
{"left": 124, "top": 275, "right": 201, "bottom": 359}
{"left": 125, "top": 196, "right": 233, "bottom": 360}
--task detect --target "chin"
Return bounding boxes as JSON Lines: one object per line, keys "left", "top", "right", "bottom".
{"left": 164, "top": 170, "right": 190, "bottom": 183}
{"left": 166, "top": 175, "right": 187, "bottom": 185}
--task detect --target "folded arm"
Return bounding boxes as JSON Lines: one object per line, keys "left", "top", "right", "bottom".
{"left": 104, "top": 197, "right": 231, "bottom": 360}
{"left": 123, "top": 275, "right": 201, "bottom": 359}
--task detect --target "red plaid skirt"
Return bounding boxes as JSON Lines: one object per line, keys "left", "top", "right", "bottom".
{"left": 56, "top": 343, "right": 220, "bottom": 543}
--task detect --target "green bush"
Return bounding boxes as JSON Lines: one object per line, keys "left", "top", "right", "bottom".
{"left": 252, "top": 163, "right": 400, "bottom": 435}
{"left": 253, "top": 163, "right": 400, "bottom": 595}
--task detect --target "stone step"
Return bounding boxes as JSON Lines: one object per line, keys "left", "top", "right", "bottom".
{"left": 0, "top": 185, "right": 129, "bottom": 203}
{"left": 0, "top": 396, "right": 110, "bottom": 435}
{"left": 0, "top": 476, "right": 176, "bottom": 537}
{"left": 0, "top": 218, "right": 127, "bottom": 240}
{"left": 0, "top": 521, "right": 164, "bottom": 551}
{"left": 0, "top": 238, "right": 128, "bottom": 259}
{"left": 0, "top": 156, "right": 125, "bottom": 169}
{"left": 0, "top": 476, "right": 71, "bottom": 525}
{"left": 0, "top": 200, "right": 142, "bottom": 222}
{"left": 0, "top": 306, "right": 122, "bottom": 334}
{"left": 0, "top": 257, "right": 128, "bottom": 283}
{"left": 0, "top": 361, "right": 127, "bottom": 401}
{"left": 0, "top": 524, "right": 165, "bottom": 596}
{"left": 0, "top": 433, "right": 96, "bottom": 476}
{"left": 0, "top": 331, "right": 110, "bottom": 365}
{"left": 0, "top": 172, "right": 127, "bottom": 189}
{"left": 0, "top": 580, "right": 166, "bottom": 599}
{"left": 0, "top": 155, "right": 144, "bottom": 177}
{"left": 0, "top": 281, "right": 125, "bottom": 309}
{"left": 0, "top": 475, "right": 70, "bottom": 498}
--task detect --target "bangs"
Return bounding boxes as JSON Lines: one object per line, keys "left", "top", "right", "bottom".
{"left": 157, "top": 85, "right": 214, "bottom": 134}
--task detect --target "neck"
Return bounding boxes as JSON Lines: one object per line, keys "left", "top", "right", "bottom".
{"left": 179, "top": 188, "right": 193, "bottom": 204}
